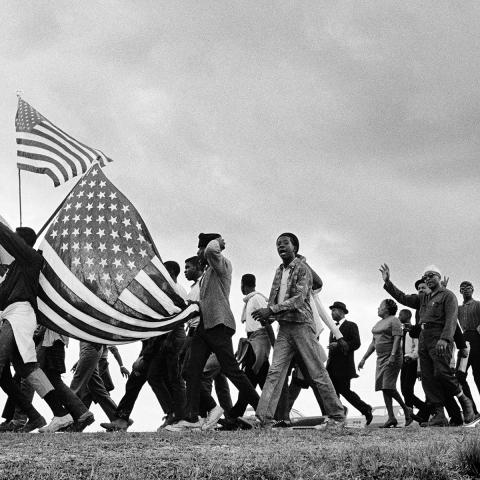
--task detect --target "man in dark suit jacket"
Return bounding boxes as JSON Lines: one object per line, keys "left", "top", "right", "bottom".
{"left": 327, "top": 301, "right": 373, "bottom": 425}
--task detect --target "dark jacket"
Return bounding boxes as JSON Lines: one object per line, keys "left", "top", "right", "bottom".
{"left": 326, "top": 319, "right": 360, "bottom": 380}
{"left": 0, "top": 222, "right": 43, "bottom": 311}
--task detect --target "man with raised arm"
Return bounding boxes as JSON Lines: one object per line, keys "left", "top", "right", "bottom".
{"left": 380, "top": 263, "right": 474, "bottom": 425}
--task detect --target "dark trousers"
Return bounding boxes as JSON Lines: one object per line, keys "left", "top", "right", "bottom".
{"left": 419, "top": 329, "right": 461, "bottom": 406}
{"left": 1, "top": 371, "right": 34, "bottom": 422}
{"left": 38, "top": 341, "right": 88, "bottom": 421}
{"left": 185, "top": 323, "right": 259, "bottom": 420}
{"left": 0, "top": 368, "right": 41, "bottom": 421}
{"left": 70, "top": 342, "right": 117, "bottom": 421}
{"left": 464, "top": 331, "right": 480, "bottom": 397}
{"left": 230, "top": 347, "right": 269, "bottom": 418}
{"left": 200, "top": 353, "right": 233, "bottom": 417}
{"left": 147, "top": 326, "right": 186, "bottom": 419}
{"left": 400, "top": 359, "right": 428, "bottom": 414}
{"left": 116, "top": 370, "right": 148, "bottom": 421}
{"left": 330, "top": 375, "right": 371, "bottom": 415}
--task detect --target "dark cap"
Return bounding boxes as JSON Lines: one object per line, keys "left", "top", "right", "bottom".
{"left": 460, "top": 281, "right": 474, "bottom": 289}
{"left": 414, "top": 278, "right": 425, "bottom": 290}
{"left": 329, "top": 301, "right": 348, "bottom": 314}
{"left": 277, "top": 232, "right": 299, "bottom": 253}
{"left": 16, "top": 227, "right": 37, "bottom": 247}
{"left": 198, "top": 233, "right": 221, "bottom": 248}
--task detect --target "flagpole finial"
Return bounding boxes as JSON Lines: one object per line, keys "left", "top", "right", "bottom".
{"left": 16, "top": 90, "right": 23, "bottom": 99}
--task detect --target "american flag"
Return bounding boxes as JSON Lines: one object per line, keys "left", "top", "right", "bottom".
{"left": 37, "top": 166, "right": 198, "bottom": 344}
{"left": 16, "top": 98, "right": 113, "bottom": 187}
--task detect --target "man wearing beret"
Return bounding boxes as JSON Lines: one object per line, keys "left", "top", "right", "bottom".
{"left": 380, "top": 263, "right": 475, "bottom": 426}
{"left": 327, "top": 301, "right": 373, "bottom": 425}
{"left": 174, "top": 233, "right": 259, "bottom": 431}
{"left": 253, "top": 233, "right": 345, "bottom": 428}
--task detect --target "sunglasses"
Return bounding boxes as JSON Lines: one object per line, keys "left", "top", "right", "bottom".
{"left": 422, "top": 273, "right": 439, "bottom": 280}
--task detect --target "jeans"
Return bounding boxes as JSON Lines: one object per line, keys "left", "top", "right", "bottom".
{"left": 419, "top": 328, "right": 461, "bottom": 406}
{"left": 256, "top": 322, "right": 344, "bottom": 422}
{"left": 185, "top": 323, "right": 259, "bottom": 420}
{"left": 70, "top": 342, "right": 117, "bottom": 421}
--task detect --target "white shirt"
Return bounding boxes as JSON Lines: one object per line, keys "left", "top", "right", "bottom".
{"left": 186, "top": 280, "right": 201, "bottom": 329}
{"left": 277, "top": 268, "right": 290, "bottom": 304}
{"left": 242, "top": 292, "right": 268, "bottom": 333}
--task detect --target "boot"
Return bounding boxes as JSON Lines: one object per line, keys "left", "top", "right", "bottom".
{"left": 458, "top": 394, "right": 475, "bottom": 424}
{"left": 421, "top": 407, "right": 448, "bottom": 427}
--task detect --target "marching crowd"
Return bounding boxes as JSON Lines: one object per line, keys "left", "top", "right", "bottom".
{"left": 0, "top": 220, "right": 479, "bottom": 433}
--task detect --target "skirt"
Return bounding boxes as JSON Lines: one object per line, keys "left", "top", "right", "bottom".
{"left": 375, "top": 350, "right": 402, "bottom": 391}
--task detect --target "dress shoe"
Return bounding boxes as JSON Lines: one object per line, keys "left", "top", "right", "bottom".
{"left": 379, "top": 418, "right": 398, "bottom": 428}
{"left": 458, "top": 394, "right": 475, "bottom": 424}
{"left": 422, "top": 408, "right": 448, "bottom": 427}
{"left": 404, "top": 407, "right": 414, "bottom": 427}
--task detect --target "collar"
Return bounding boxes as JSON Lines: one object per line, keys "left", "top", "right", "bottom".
{"left": 428, "top": 286, "right": 445, "bottom": 299}
{"left": 463, "top": 298, "right": 475, "bottom": 306}
{"left": 279, "top": 256, "right": 302, "bottom": 272}
{"left": 243, "top": 291, "right": 259, "bottom": 303}
{"left": 336, "top": 318, "right": 346, "bottom": 327}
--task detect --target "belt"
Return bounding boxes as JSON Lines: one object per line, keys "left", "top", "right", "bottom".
{"left": 421, "top": 322, "right": 442, "bottom": 330}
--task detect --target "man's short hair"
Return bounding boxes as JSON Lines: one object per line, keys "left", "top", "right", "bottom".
{"left": 241, "top": 274, "right": 256, "bottom": 288}
{"left": 399, "top": 309, "right": 412, "bottom": 319}
{"left": 16, "top": 227, "right": 37, "bottom": 247}
{"left": 164, "top": 260, "right": 180, "bottom": 278}
{"left": 185, "top": 256, "right": 200, "bottom": 269}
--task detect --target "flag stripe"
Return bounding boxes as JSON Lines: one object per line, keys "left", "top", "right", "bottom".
{"left": 40, "top": 241, "right": 181, "bottom": 327}
{"left": 17, "top": 150, "right": 69, "bottom": 183}
{"left": 143, "top": 259, "right": 187, "bottom": 308}
{"left": 39, "top": 276, "right": 189, "bottom": 337}
{"left": 135, "top": 270, "right": 181, "bottom": 314}
{"left": 17, "top": 138, "right": 77, "bottom": 178}
{"left": 18, "top": 128, "right": 86, "bottom": 174}
{"left": 16, "top": 162, "right": 62, "bottom": 187}
{"left": 118, "top": 287, "right": 168, "bottom": 319}
{"left": 124, "top": 278, "right": 170, "bottom": 317}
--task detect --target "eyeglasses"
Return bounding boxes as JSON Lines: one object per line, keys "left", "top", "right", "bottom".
{"left": 422, "top": 273, "right": 438, "bottom": 280}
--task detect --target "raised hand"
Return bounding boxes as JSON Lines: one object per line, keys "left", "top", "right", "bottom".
{"left": 441, "top": 276, "right": 449, "bottom": 288}
{"left": 379, "top": 264, "right": 390, "bottom": 283}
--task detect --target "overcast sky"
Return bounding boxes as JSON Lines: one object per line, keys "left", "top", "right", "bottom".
{"left": 1, "top": 1, "right": 480, "bottom": 430}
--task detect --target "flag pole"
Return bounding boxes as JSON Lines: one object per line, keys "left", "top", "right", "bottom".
{"left": 36, "top": 176, "right": 82, "bottom": 240}
{"left": 18, "top": 169, "right": 22, "bottom": 227}
{"left": 16, "top": 90, "right": 24, "bottom": 227}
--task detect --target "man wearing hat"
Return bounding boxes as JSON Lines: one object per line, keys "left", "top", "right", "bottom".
{"left": 176, "top": 233, "right": 259, "bottom": 431}
{"left": 458, "top": 281, "right": 480, "bottom": 398}
{"left": 326, "top": 301, "right": 373, "bottom": 424}
{"left": 380, "top": 263, "right": 475, "bottom": 425}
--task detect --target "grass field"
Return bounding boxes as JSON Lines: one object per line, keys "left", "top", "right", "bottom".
{"left": 0, "top": 427, "right": 479, "bottom": 479}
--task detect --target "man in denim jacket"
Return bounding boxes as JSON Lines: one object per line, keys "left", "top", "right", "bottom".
{"left": 253, "top": 233, "right": 345, "bottom": 428}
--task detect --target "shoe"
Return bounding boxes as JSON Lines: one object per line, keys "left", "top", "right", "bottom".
{"left": 379, "top": 418, "right": 398, "bottom": 428}
{"left": 1, "top": 419, "right": 27, "bottom": 432}
{"left": 272, "top": 420, "right": 292, "bottom": 429}
{"left": 458, "top": 395, "right": 475, "bottom": 424}
{"left": 449, "top": 419, "right": 464, "bottom": 427}
{"left": 202, "top": 405, "right": 224, "bottom": 430}
{"left": 73, "top": 412, "right": 95, "bottom": 432}
{"left": 317, "top": 418, "right": 345, "bottom": 431}
{"left": 165, "top": 418, "right": 205, "bottom": 432}
{"left": 464, "top": 413, "right": 480, "bottom": 428}
{"left": 0, "top": 420, "right": 15, "bottom": 432}
{"left": 424, "top": 408, "right": 448, "bottom": 427}
{"left": 404, "top": 407, "right": 414, "bottom": 427}
{"left": 236, "top": 417, "right": 254, "bottom": 430}
{"left": 157, "top": 413, "right": 175, "bottom": 431}
{"left": 18, "top": 416, "right": 47, "bottom": 433}
{"left": 39, "top": 414, "right": 74, "bottom": 433}
{"left": 364, "top": 407, "right": 373, "bottom": 426}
